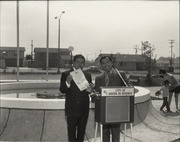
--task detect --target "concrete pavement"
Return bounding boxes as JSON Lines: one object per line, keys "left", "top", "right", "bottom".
{"left": 0, "top": 86, "right": 179, "bottom": 142}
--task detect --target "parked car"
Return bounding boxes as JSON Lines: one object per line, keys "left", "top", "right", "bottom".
{"left": 84, "top": 66, "right": 102, "bottom": 74}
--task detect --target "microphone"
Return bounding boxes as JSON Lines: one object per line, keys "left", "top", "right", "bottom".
{"left": 115, "top": 68, "right": 128, "bottom": 87}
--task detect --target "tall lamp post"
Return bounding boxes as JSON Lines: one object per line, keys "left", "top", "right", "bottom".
{"left": 55, "top": 11, "right": 65, "bottom": 74}
{"left": 169, "top": 39, "right": 175, "bottom": 72}
{"left": 68, "top": 46, "right": 74, "bottom": 66}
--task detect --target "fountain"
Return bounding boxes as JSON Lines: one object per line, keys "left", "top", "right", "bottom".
{"left": 0, "top": 80, "right": 151, "bottom": 141}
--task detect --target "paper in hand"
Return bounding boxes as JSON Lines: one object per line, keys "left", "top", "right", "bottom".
{"left": 70, "top": 69, "right": 89, "bottom": 91}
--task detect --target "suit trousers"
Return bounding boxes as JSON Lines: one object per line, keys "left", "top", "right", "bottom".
{"left": 103, "top": 124, "right": 120, "bottom": 142}
{"left": 66, "top": 116, "right": 88, "bottom": 142}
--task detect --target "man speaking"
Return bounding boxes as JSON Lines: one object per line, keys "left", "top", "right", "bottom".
{"left": 94, "top": 56, "right": 132, "bottom": 142}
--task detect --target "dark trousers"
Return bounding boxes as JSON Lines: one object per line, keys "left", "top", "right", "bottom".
{"left": 66, "top": 116, "right": 88, "bottom": 142}
{"left": 160, "top": 97, "right": 170, "bottom": 111}
{"left": 103, "top": 124, "right": 120, "bottom": 142}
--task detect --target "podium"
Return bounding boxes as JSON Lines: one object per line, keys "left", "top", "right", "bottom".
{"left": 94, "top": 87, "right": 134, "bottom": 142}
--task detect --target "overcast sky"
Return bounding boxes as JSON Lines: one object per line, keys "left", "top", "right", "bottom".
{"left": 0, "top": 1, "right": 179, "bottom": 60}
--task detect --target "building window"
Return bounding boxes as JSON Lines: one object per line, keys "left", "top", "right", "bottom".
{"left": 40, "top": 53, "right": 45, "bottom": 57}
{"left": 119, "top": 62, "right": 126, "bottom": 66}
{"left": 2, "top": 51, "right": 7, "bottom": 56}
{"left": 65, "top": 60, "right": 69, "bottom": 64}
{"left": 14, "top": 51, "right": 17, "bottom": 56}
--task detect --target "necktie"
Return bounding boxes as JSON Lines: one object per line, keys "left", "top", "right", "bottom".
{"left": 105, "top": 72, "right": 110, "bottom": 86}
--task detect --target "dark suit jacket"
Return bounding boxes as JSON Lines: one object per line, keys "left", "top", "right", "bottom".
{"left": 60, "top": 69, "right": 92, "bottom": 117}
{"left": 94, "top": 69, "right": 132, "bottom": 93}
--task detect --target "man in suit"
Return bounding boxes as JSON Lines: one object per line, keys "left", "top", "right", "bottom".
{"left": 94, "top": 56, "right": 132, "bottom": 142}
{"left": 59, "top": 54, "right": 93, "bottom": 142}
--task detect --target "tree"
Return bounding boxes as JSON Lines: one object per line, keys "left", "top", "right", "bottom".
{"left": 25, "top": 54, "right": 32, "bottom": 60}
{"left": 141, "top": 41, "right": 156, "bottom": 71}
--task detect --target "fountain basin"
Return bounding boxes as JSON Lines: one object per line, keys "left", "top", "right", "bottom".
{"left": 0, "top": 80, "right": 150, "bottom": 141}
{"left": 1, "top": 80, "right": 150, "bottom": 109}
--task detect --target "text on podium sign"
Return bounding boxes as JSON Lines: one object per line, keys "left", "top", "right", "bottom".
{"left": 101, "top": 87, "right": 134, "bottom": 96}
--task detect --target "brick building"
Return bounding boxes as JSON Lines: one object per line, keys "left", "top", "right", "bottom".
{"left": 0, "top": 46, "right": 25, "bottom": 68}
{"left": 95, "top": 54, "right": 147, "bottom": 71}
{"left": 157, "top": 56, "right": 180, "bottom": 71}
{"left": 34, "top": 48, "right": 71, "bottom": 68}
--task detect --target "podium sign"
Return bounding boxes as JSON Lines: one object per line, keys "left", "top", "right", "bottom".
{"left": 95, "top": 87, "right": 134, "bottom": 124}
{"left": 101, "top": 87, "right": 134, "bottom": 96}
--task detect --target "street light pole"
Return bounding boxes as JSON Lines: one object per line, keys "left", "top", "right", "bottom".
{"left": 55, "top": 11, "right": 65, "bottom": 74}
{"left": 16, "top": 0, "right": 19, "bottom": 82}
{"left": 68, "top": 46, "right": 74, "bottom": 67}
{"left": 169, "top": 40, "right": 175, "bottom": 68}
{"left": 57, "top": 18, "right": 60, "bottom": 73}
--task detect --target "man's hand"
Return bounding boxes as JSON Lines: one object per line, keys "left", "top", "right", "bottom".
{"left": 86, "top": 83, "right": 94, "bottom": 93}
{"left": 90, "top": 92, "right": 100, "bottom": 103}
{"left": 66, "top": 75, "right": 73, "bottom": 85}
